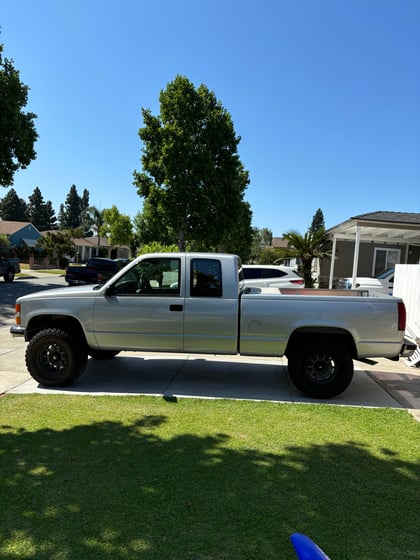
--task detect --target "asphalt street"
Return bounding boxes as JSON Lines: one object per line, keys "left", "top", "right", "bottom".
{"left": 1, "top": 272, "right": 419, "bottom": 420}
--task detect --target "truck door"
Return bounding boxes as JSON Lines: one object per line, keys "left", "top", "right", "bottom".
{"left": 183, "top": 257, "right": 238, "bottom": 354}
{"left": 92, "top": 257, "right": 184, "bottom": 351}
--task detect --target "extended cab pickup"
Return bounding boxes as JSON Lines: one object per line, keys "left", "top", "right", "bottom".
{"left": 0, "top": 256, "right": 21, "bottom": 282}
{"left": 65, "top": 257, "right": 124, "bottom": 286}
{"left": 11, "top": 253, "right": 411, "bottom": 399}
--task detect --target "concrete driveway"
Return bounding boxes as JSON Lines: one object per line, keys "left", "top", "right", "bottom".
{"left": 1, "top": 324, "right": 418, "bottom": 412}
{"left": 1, "top": 273, "right": 419, "bottom": 419}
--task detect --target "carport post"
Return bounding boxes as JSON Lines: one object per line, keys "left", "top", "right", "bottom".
{"left": 328, "top": 235, "right": 338, "bottom": 289}
{"left": 351, "top": 225, "right": 361, "bottom": 288}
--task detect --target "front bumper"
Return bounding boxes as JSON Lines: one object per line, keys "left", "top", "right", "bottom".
{"left": 10, "top": 325, "right": 26, "bottom": 338}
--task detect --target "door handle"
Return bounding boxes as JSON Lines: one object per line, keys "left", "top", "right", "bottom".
{"left": 170, "top": 304, "right": 183, "bottom": 312}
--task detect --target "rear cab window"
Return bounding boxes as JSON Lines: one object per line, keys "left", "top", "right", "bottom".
{"left": 190, "top": 259, "right": 222, "bottom": 297}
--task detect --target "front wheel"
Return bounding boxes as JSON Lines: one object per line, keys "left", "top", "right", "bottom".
{"left": 26, "top": 328, "right": 88, "bottom": 386}
{"left": 288, "top": 341, "right": 354, "bottom": 399}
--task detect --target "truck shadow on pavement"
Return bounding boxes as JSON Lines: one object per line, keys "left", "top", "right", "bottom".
{"left": 22, "top": 354, "right": 408, "bottom": 409}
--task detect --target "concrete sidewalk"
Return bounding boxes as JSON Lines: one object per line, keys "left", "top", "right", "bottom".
{"left": 1, "top": 325, "right": 419, "bottom": 420}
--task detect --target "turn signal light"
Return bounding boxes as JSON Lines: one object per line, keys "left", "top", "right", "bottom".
{"left": 15, "top": 303, "right": 21, "bottom": 325}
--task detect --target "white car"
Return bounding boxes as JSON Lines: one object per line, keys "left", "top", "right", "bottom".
{"left": 337, "top": 268, "right": 394, "bottom": 295}
{"left": 242, "top": 265, "right": 305, "bottom": 289}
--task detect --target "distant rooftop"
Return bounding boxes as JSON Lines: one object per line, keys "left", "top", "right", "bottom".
{"left": 350, "top": 211, "right": 420, "bottom": 225}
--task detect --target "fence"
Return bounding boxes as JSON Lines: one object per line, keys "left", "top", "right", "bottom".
{"left": 21, "top": 255, "right": 56, "bottom": 270}
{"left": 394, "top": 264, "right": 420, "bottom": 367}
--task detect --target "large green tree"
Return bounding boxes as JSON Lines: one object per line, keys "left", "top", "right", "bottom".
{"left": 0, "top": 43, "right": 38, "bottom": 187}
{"left": 45, "top": 201, "right": 58, "bottom": 230}
{"left": 58, "top": 185, "right": 89, "bottom": 229}
{"left": 133, "top": 199, "right": 175, "bottom": 247}
{"left": 133, "top": 75, "right": 251, "bottom": 252}
{"left": 309, "top": 208, "right": 325, "bottom": 234}
{"left": 0, "top": 187, "right": 28, "bottom": 221}
{"left": 36, "top": 230, "right": 77, "bottom": 267}
{"left": 0, "top": 234, "right": 11, "bottom": 254}
{"left": 101, "top": 205, "right": 133, "bottom": 247}
{"left": 249, "top": 227, "right": 273, "bottom": 263}
{"left": 213, "top": 200, "right": 253, "bottom": 261}
{"left": 27, "top": 186, "right": 57, "bottom": 231}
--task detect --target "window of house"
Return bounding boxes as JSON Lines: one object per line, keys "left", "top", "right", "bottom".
{"left": 373, "top": 248, "right": 400, "bottom": 276}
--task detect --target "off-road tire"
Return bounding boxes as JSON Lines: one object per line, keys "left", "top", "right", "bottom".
{"left": 26, "top": 328, "right": 88, "bottom": 387}
{"left": 288, "top": 341, "right": 354, "bottom": 399}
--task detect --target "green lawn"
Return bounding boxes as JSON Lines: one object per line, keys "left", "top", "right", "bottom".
{"left": 17, "top": 265, "right": 65, "bottom": 276}
{"left": 0, "top": 395, "right": 419, "bottom": 560}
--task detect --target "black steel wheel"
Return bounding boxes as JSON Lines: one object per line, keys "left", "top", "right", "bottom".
{"left": 288, "top": 341, "right": 354, "bottom": 399}
{"left": 88, "top": 349, "right": 120, "bottom": 360}
{"left": 25, "top": 328, "right": 88, "bottom": 386}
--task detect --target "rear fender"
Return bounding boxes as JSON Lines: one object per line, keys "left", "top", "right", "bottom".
{"left": 285, "top": 328, "right": 357, "bottom": 359}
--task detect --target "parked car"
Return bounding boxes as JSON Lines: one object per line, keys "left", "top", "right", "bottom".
{"left": 65, "top": 257, "right": 126, "bottom": 286}
{"left": 337, "top": 268, "right": 394, "bottom": 295}
{"left": 242, "top": 265, "right": 305, "bottom": 289}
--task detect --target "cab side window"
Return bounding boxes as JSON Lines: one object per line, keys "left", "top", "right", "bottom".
{"left": 190, "top": 259, "right": 222, "bottom": 297}
{"left": 113, "top": 258, "right": 180, "bottom": 296}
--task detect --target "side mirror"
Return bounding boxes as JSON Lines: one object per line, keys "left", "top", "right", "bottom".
{"left": 105, "top": 284, "right": 116, "bottom": 296}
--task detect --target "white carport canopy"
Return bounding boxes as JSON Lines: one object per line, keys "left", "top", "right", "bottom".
{"left": 327, "top": 212, "right": 420, "bottom": 289}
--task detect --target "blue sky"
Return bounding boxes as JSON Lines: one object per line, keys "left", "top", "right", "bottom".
{"left": 2, "top": 0, "right": 419, "bottom": 236}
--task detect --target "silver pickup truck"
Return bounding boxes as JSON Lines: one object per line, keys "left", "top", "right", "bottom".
{"left": 10, "top": 252, "right": 411, "bottom": 398}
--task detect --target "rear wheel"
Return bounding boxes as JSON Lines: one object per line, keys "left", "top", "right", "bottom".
{"left": 4, "top": 267, "right": 15, "bottom": 282}
{"left": 26, "top": 328, "right": 88, "bottom": 386}
{"left": 288, "top": 340, "right": 354, "bottom": 398}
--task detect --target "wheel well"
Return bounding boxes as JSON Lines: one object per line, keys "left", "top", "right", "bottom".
{"left": 285, "top": 328, "right": 357, "bottom": 359}
{"left": 26, "top": 315, "right": 87, "bottom": 345}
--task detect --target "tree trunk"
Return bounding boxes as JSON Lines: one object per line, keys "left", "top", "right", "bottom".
{"left": 302, "top": 258, "right": 314, "bottom": 288}
{"left": 178, "top": 229, "right": 185, "bottom": 251}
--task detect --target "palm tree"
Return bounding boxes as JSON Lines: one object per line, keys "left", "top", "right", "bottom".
{"left": 274, "top": 229, "right": 332, "bottom": 288}
{"left": 82, "top": 206, "right": 104, "bottom": 249}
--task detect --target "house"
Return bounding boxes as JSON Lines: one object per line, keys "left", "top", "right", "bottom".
{"left": 0, "top": 220, "right": 42, "bottom": 249}
{"left": 72, "top": 236, "right": 111, "bottom": 262}
{"left": 320, "top": 211, "right": 420, "bottom": 287}
{"left": 72, "top": 236, "right": 130, "bottom": 262}
{"left": 271, "top": 237, "right": 299, "bottom": 268}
